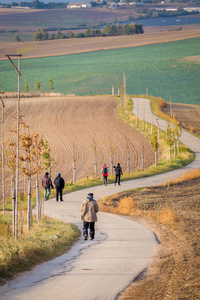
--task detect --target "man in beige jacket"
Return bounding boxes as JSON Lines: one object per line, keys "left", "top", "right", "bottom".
{"left": 81, "top": 193, "right": 99, "bottom": 240}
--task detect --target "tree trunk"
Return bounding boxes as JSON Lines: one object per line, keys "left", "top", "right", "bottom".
{"left": 155, "top": 151, "right": 157, "bottom": 168}
{"left": 177, "top": 140, "right": 180, "bottom": 155}
{"left": 169, "top": 147, "right": 171, "bottom": 162}
{"left": 27, "top": 177, "right": 31, "bottom": 230}
{"left": 110, "top": 159, "right": 113, "bottom": 176}
{"left": 142, "top": 151, "right": 144, "bottom": 171}
{"left": 94, "top": 160, "right": 97, "bottom": 178}
{"left": 73, "top": 162, "right": 76, "bottom": 183}
{"left": 127, "top": 155, "right": 130, "bottom": 174}
{"left": 36, "top": 179, "right": 40, "bottom": 221}
{"left": 174, "top": 141, "right": 177, "bottom": 157}
{"left": 12, "top": 176, "right": 15, "bottom": 237}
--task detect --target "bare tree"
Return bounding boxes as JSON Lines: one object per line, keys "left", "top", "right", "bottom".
{"left": 90, "top": 135, "right": 97, "bottom": 178}
{"left": 108, "top": 137, "right": 115, "bottom": 176}
{"left": 150, "top": 132, "right": 159, "bottom": 168}
{"left": 165, "top": 123, "right": 174, "bottom": 161}
{"left": 173, "top": 115, "right": 182, "bottom": 156}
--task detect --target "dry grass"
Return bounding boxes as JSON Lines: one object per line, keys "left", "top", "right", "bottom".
{"left": 0, "top": 215, "right": 80, "bottom": 285}
{"left": 164, "top": 168, "right": 200, "bottom": 186}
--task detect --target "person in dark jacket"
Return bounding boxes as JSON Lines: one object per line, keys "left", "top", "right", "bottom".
{"left": 114, "top": 163, "right": 123, "bottom": 186}
{"left": 54, "top": 173, "right": 65, "bottom": 202}
{"left": 42, "top": 172, "right": 54, "bottom": 200}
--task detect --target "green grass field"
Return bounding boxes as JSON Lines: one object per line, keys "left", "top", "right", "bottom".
{"left": 1, "top": 37, "right": 200, "bottom": 104}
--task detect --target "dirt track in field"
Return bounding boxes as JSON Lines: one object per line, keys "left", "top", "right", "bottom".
{"left": 0, "top": 28, "right": 200, "bottom": 60}
{"left": 0, "top": 95, "right": 154, "bottom": 196}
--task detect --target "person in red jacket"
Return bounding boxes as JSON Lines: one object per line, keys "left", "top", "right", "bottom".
{"left": 101, "top": 163, "right": 109, "bottom": 186}
{"left": 42, "top": 172, "right": 54, "bottom": 200}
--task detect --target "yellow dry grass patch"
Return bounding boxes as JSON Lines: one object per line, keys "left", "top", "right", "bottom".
{"left": 164, "top": 168, "right": 200, "bottom": 186}
{"left": 117, "top": 196, "right": 137, "bottom": 215}
{"left": 102, "top": 195, "right": 179, "bottom": 228}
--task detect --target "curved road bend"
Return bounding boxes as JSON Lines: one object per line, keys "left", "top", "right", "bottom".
{"left": 0, "top": 98, "right": 200, "bottom": 300}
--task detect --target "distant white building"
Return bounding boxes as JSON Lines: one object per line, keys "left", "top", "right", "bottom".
{"left": 184, "top": 7, "right": 200, "bottom": 12}
{"left": 67, "top": 2, "right": 92, "bottom": 8}
{"left": 149, "top": 7, "right": 177, "bottom": 11}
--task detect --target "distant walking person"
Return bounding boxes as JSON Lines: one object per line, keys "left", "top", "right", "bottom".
{"left": 42, "top": 172, "right": 54, "bottom": 201}
{"left": 81, "top": 193, "right": 99, "bottom": 240}
{"left": 101, "top": 163, "right": 109, "bottom": 186}
{"left": 54, "top": 173, "right": 65, "bottom": 202}
{"left": 114, "top": 163, "right": 123, "bottom": 186}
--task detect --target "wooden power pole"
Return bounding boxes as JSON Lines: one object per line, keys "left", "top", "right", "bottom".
{"left": 5, "top": 53, "right": 23, "bottom": 239}
{"left": 0, "top": 92, "right": 5, "bottom": 215}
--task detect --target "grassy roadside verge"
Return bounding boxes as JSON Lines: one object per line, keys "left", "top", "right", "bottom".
{"left": 98, "top": 170, "right": 200, "bottom": 299}
{"left": 0, "top": 215, "right": 80, "bottom": 285}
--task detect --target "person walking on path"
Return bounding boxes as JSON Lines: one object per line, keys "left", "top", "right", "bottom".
{"left": 81, "top": 193, "right": 99, "bottom": 240}
{"left": 42, "top": 172, "right": 54, "bottom": 201}
{"left": 54, "top": 173, "right": 65, "bottom": 202}
{"left": 101, "top": 163, "right": 109, "bottom": 186}
{"left": 114, "top": 163, "right": 123, "bottom": 186}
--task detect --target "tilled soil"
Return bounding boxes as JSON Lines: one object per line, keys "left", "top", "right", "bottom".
{"left": 162, "top": 103, "right": 200, "bottom": 136}
{"left": 0, "top": 95, "right": 154, "bottom": 196}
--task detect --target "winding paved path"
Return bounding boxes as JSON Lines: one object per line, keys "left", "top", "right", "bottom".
{"left": 1, "top": 98, "right": 200, "bottom": 300}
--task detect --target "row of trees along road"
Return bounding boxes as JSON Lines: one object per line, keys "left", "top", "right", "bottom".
{"left": 5, "top": 118, "right": 55, "bottom": 238}
{"left": 117, "top": 76, "right": 182, "bottom": 169}
{"left": 150, "top": 115, "right": 182, "bottom": 167}
{"left": 32, "top": 23, "right": 143, "bottom": 41}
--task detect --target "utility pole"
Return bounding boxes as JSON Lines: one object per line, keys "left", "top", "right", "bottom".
{"left": 5, "top": 53, "right": 23, "bottom": 239}
{"left": 123, "top": 71, "right": 126, "bottom": 112}
{"left": 123, "top": 71, "right": 126, "bottom": 99}
{"left": 145, "top": 87, "right": 148, "bottom": 99}
{"left": 0, "top": 92, "right": 5, "bottom": 215}
{"left": 169, "top": 96, "right": 173, "bottom": 121}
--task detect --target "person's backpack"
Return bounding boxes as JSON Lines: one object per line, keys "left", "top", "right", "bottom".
{"left": 54, "top": 176, "right": 61, "bottom": 188}
{"left": 103, "top": 166, "right": 107, "bottom": 175}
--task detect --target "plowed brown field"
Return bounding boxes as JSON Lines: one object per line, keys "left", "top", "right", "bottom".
{"left": 0, "top": 95, "right": 154, "bottom": 196}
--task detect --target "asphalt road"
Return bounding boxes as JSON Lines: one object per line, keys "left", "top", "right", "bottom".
{"left": 0, "top": 98, "right": 199, "bottom": 300}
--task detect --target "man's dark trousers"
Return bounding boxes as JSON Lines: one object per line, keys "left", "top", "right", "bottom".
{"left": 56, "top": 188, "right": 63, "bottom": 201}
{"left": 115, "top": 174, "right": 121, "bottom": 185}
{"left": 83, "top": 221, "right": 95, "bottom": 238}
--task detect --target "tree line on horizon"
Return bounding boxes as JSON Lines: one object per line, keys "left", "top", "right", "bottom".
{"left": 1, "top": 0, "right": 200, "bottom": 9}
{"left": 31, "top": 23, "right": 143, "bottom": 42}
